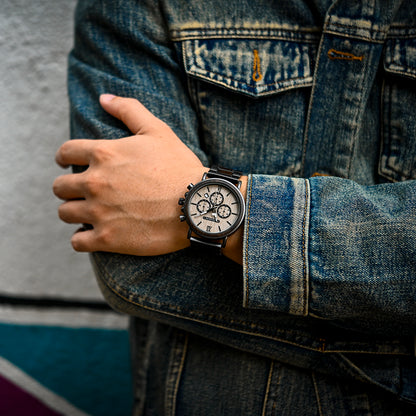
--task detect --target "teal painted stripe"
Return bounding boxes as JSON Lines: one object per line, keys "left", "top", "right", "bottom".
{"left": 0, "top": 323, "right": 132, "bottom": 416}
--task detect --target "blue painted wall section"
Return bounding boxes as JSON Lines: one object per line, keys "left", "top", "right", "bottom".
{"left": 0, "top": 323, "right": 133, "bottom": 416}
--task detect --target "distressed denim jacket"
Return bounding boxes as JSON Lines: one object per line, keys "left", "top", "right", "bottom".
{"left": 68, "top": 0, "right": 416, "bottom": 413}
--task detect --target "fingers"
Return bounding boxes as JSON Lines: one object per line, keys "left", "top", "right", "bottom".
{"left": 58, "top": 199, "right": 110, "bottom": 253}
{"left": 99, "top": 94, "right": 165, "bottom": 135}
{"left": 55, "top": 139, "right": 99, "bottom": 168}
{"left": 53, "top": 173, "right": 85, "bottom": 200}
{"left": 58, "top": 199, "right": 91, "bottom": 224}
{"left": 71, "top": 228, "right": 96, "bottom": 252}
{"left": 70, "top": 224, "right": 116, "bottom": 253}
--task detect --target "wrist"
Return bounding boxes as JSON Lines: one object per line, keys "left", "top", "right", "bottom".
{"left": 222, "top": 175, "right": 247, "bottom": 265}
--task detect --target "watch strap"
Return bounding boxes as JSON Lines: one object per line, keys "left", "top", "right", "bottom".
{"left": 205, "top": 166, "right": 243, "bottom": 186}
{"left": 189, "top": 235, "right": 226, "bottom": 255}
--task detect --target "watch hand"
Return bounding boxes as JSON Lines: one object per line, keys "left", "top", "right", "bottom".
{"left": 211, "top": 206, "right": 218, "bottom": 218}
{"left": 195, "top": 205, "right": 218, "bottom": 217}
{"left": 195, "top": 210, "right": 209, "bottom": 217}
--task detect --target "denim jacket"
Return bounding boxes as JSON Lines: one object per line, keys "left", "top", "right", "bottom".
{"left": 68, "top": 0, "right": 416, "bottom": 412}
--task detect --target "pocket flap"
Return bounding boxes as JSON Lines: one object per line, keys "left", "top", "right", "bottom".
{"left": 182, "top": 38, "right": 316, "bottom": 97}
{"left": 383, "top": 37, "right": 416, "bottom": 80}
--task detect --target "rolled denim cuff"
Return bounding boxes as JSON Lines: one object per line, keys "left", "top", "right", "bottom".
{"left": 243, "top": 174, "right": 310, "bottom": 315}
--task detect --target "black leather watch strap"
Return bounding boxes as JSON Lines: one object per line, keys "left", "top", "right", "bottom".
{"left": 189, "top": 235, "right": 225, "bottom": 255}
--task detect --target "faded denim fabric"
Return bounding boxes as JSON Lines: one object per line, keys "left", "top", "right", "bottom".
{"left": 68, "top": 0, "right": 416, "bottom": 414}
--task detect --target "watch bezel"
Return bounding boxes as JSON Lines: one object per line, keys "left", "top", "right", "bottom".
{"left": 184, "top": 177, "right": 245, "bottom": 240}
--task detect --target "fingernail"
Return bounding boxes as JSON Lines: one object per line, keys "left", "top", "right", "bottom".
{"left": 100, "top": 94, "right": 117, "bottom": 104}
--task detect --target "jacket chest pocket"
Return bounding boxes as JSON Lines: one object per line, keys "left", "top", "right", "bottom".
{"left": 380, "top": 36, "right": 416, "bottom": 182}
{"left": 182, "top": 36, "right": 315, "bottom": 97}
{"left": 177, "top": 33, "right": 318, "bottom": 174}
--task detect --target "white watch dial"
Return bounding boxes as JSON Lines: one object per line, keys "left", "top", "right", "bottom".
{"left": 185, "top": 178, "right": 244, "bottom": 238}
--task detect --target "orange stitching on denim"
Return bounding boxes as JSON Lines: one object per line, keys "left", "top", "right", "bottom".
{"left": 311, "top": 172, "right": 331, "bottom": 177}
{"left": 252, "top": 49, "right": 263, "bottom": 82}
{"left": 328, "top": 48, "right": 364, "bottom": 61}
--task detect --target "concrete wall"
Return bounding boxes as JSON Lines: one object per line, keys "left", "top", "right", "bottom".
{"left": 0, "top": 0, "right": 101, "bottom": 301}
{"left": 0, "top": 2, "right": 132, "bottom": 414}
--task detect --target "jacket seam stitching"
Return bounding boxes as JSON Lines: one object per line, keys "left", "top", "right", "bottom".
{"left": 302, "top": 179, "right": 310, "bottom": 316}
{"left": 97, "top": 270, "right": 412, "bottom": 356}
{"left": 170, "top": 28, "right": 320, "bottom": 42}
{"left": 261, "top": 361, "right": 274, "bottom": 416}
{"left": 187, "top": 68, "right": 313, "bottom": 89}
{"left": 167, "top": 333, "right": 188, "bottom": 416}
{"left": 311, "top": 372, "right": 324, "bottom": 416}
{"left": 244, "top": 174, "right": 253, "bottom": 307}
{"left": 188, "top": 72, "right": 313, "bottom": 97}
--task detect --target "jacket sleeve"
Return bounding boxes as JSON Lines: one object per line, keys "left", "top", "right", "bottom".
{"left": 68, "top": 0, "right": 416, "bottom": 341}
{"left": 243, "top": 174, "right": 416, "bottom": 336}
{"left": 68, "top": 0, "right": 208, "bottom": 166}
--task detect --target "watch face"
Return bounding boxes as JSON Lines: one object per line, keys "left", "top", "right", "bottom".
{"left": 184, "top": 178, "right": 245, "bottom": 239}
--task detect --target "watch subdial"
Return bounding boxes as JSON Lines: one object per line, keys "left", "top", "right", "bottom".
{"left": 217, "top": 204, "right": 231, "bottom": 219}
{"left": 210, "top": 191, "right": 224, "bottom": 206}
{"left": 196, "top": 199, "right": 210, "bottom": 214}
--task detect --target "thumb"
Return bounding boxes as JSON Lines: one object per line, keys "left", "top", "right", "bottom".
{"left": 99, "top": 94, "right": 162, "bottom": 135}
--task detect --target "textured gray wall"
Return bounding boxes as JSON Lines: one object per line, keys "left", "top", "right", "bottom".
{"left": 0, "top": 0, "right": 102, "bottom": 302}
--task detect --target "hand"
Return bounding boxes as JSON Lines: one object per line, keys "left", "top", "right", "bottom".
{"left": 53, "top": 94, "right": 206, "bottom": 256}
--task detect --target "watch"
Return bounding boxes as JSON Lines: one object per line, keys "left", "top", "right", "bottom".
{"left": 178, "top": 166, "right": 245, "bottom": 253}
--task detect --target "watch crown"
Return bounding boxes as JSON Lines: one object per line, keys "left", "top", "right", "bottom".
{"left": 187, "top": 183, "right": 194, "bottom": 190}
{"left": 178, "top": 198, "right": 185, "bottom": 205}
{"left": 179, "top": 215, "right": 186, "bottom": 222}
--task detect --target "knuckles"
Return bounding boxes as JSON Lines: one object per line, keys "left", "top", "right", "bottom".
{"left": 85, "top": 203, "right": 105, "bottom": 223}
{"left": 82, "top": 172, "right": 109, "bottom": 197}
{"left": 90, "top": 142, "right": 114, "bottom": 164}
{"left": 95, "top": 227, "right": 113, "bottom": 248}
